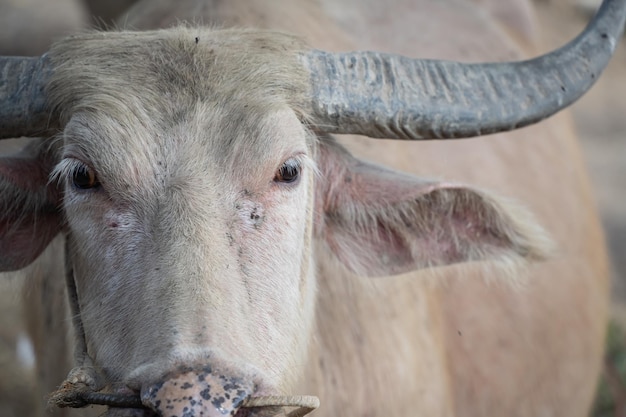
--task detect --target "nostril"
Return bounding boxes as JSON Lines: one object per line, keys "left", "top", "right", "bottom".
{"left": 140, "top": 370, "right": 253, "bottom": 417}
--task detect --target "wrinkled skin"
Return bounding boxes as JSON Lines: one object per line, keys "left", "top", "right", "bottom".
{"left": 0, "top": 1, "right": 610, "bottom": 417}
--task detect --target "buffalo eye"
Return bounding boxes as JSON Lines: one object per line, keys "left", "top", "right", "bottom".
{"left": 274, "top": 158, "right": 301, "bottom": 184}
{"left": 72, "top": 164, "right": 100, "bottom": 190}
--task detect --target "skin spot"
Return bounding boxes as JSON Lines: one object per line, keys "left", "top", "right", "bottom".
{"left": 235, "top": 390, "right": 247, "bottom": 401}
{"left": 223, "top": 382, "right": 240, "bottom": 391}
{"left": 249, "top": 206, "right": 264, "bottom": 229}
{"left": 200, "top": 388, "right": 211, "bottom": 401}
{"left": 211, "top": 396, "right": 226, "bottom": 410}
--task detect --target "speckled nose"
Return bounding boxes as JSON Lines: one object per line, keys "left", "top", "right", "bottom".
{"left": 140, "top": 368, "right": 254, "bottom": 417}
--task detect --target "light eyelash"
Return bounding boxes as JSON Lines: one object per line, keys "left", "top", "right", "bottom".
{"left": 292, "top": 154, "right": 320, "bottom": 179}
{"left": 49, "top": 158, "right": 88, "bottom": 187}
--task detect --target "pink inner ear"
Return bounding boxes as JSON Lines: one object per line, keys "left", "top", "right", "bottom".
{"left": 314, "top": 139, "right": 548, "bottom": 277}
{"left": 0, "top": 148, "right": 63, "bottom": 272}
{"left": 0, "top": 157, "right": 52, "bottom": 192}
{"left": 323, "top": 215, "right": 416, "bottom": 276}
{"left": 0, "top": 211, "right": 61, "bottom": 271}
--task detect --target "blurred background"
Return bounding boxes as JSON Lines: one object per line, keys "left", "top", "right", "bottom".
{"left": 533, "top": 1, "right": 626, "bottom": 414}
{"left": 536, "top": 1, "right": 626, "bottom": 414}
{"left": 0, "top": 0, "right": 624, "bottom": 415}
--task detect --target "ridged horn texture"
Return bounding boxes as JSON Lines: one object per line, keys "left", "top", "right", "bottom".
{"left": 303, "top": 0, "right": 626, "bottom": 139}
{"left": 0, "top": 55, "right": 53, "bottom": 139}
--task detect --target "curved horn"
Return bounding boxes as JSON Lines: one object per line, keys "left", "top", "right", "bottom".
{"left": 0, "top": 55, "right": 54, "bottom": 139}
{"left": 304, "top": 0, "right": 626, "bottom": 139}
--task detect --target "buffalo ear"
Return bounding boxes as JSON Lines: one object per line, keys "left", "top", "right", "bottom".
{"left": 0, "top": 139, "right": 62, "bottom": 272}
{"left": 314, "top": 139, "right": 552, "bottom": 277}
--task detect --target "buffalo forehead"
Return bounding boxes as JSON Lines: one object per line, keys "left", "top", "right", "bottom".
{"left": 50, "top": 27, "right": 313, "bottom": 196}
{"left": 48, "top": 27, "right": 309, "bottom": 115}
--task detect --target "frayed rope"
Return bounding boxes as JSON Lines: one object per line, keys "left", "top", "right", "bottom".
{"left": 48, "top": 380, "right": 319, "bottom": 417}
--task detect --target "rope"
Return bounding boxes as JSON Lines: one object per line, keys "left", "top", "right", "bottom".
{"left": 48, "top": 383, "right": 320, "bottom": 417}
{"left": 244, "top": 395, "right": 320, "bottom": 417}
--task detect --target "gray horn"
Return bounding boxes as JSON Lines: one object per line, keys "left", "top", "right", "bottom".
{"left": 0, "top": 55, "right": 53, "bottom": 139}
{"left": 304, "top": 0, "right": 626, "bottom": 139}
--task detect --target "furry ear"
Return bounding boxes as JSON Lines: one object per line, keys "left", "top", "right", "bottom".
{"left": 0, "top": 140, "right": 62, "bottom": 272}
{"left": 314, "top": 139, "right": 552, "bottom": 277}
